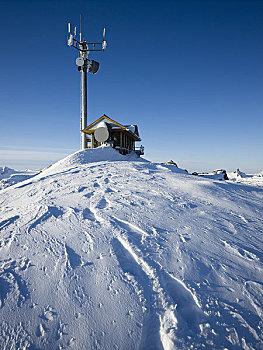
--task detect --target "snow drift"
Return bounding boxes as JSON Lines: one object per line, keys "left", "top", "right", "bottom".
{"left": 0, "top": 147, "right": 263, "bottom": 349}
{"left": 228, "top": 169, "right": 263, "bottom": 188}
{"left": 0, "top": 166, "right": 37, "bottom": 190}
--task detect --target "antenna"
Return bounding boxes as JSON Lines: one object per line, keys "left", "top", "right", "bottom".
{"left": 79, "top": 13, "right": 82, "bottom": 42}
{"left": 67, "top": 17, "right": 107, "bottom": 150}
{"left": 102, "top": 28, "right": 106, "bottom": 50}
{"left": 67, "top": 23, "right": 73, "bottom": 46}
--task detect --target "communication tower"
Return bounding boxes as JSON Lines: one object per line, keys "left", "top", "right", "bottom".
{"left": 67, "top": 15, "right": 107, "bottom": 150}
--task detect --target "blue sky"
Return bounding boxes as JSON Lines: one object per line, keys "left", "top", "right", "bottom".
{"left": 0, "top": 0, "right": 262, "bottom": 172}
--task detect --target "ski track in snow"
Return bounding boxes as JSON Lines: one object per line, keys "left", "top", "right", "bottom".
{"left": 81, "top": 163, "right": 263, "bottom": 348}
{"left": 0, "top": 148, "right": 263, "bottom": 349}
{"left": 111, "top": 232, "right": 204, "bottom": 349}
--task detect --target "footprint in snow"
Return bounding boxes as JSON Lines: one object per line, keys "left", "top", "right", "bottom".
{"left": 77, "top": 186, "right": 88, "bottom": 193}
{"left": 96, "top": 198, "right": 108, "bottom": 210}
{"left": 65, "top": 245, "right": 82, "bottom": 269}
{"left": 84, "top": 192, "right": 94, "bottom": 199}
{"left": 40, "top": 305, "right": 57, "bottom": 321}
{"left": 104, "top": 187, "right": 114, "bottom": 193}
{"left": 0, "top": 268, "right": 30, "bottom": 308}
{"left": 82, "top": 208, "right": 95, "bottom": 221}
{"left": 36, "top": 323, "right": 46, "bottom": 337}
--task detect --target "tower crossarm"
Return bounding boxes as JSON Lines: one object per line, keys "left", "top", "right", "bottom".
{"left": 67, "top": 19, "right": 107, "bottom": 150}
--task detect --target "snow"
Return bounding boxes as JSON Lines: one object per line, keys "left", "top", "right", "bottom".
{"left": 125, "top": 125, "right": 136, "bottom": 134}
{"left": 0, "top": 147, "right": 263, "bottom": 349}
{"left": 0, "top": 166, "right": 38, "bottom": 190}
{"left": 228, "top": 170, "right": 263, "bottom": 188}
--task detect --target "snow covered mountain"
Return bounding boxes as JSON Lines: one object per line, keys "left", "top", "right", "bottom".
{"left": 228, "top": 170, "right": 263, "bottom": 188}
{"left": 0, "top": 166, "right": 37, "bottom": 190}
{"left": 0, "top": 147, "right": 262, "bottom": 349}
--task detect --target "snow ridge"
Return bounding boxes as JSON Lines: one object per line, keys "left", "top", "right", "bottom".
{"left": 0, "top": 148, "right": 263, "bottom": 349}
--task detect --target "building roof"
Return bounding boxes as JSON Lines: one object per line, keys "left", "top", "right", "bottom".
{"left": 82, "top": 114, "right": 141, "bottom": 141}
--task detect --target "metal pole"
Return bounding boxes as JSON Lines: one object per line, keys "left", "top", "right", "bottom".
{"left": 81, "top": 60, "right": 88, "bottom": 149}
{"left": 68, "top": 23, "right": 106, "bottom": 151}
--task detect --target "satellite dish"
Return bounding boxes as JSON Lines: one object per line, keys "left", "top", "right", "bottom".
{"left": 76, "top": 57, "right": 84, "bottom": 67}
{"left": 94, "top": 122, "right": 109, "bottom": 142}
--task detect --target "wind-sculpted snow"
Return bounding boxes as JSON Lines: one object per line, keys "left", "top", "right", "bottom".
{"left": 228, "top": 171, "right": 263, "bottom": 188}
{"left": 0, "top": 148, "right": 263, "bottom": 349}
{"left": 0, "top": 166, "right": 37, "bottom": 190}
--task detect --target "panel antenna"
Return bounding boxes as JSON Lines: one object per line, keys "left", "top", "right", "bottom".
{"left": 67, "top": 15, "right": 107, "bottom": 150}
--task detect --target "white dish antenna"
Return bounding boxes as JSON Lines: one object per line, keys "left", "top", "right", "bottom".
{"left": 76, "top": 57, "right": 84, "bottom": 67}
{"left": 94, "top": 122, "right": 109, "bottom": 142}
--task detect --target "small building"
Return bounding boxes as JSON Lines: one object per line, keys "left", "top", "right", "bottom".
{"left": 82, "top": 114, "right": 144, "bottom": 156}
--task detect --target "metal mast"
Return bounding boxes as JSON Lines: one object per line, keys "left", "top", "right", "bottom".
{"left": 67, "top": 18, "right": 107, "bottom": 150}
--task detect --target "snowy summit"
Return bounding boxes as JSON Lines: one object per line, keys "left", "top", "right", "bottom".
{"left": 0, "top": 147, "right": 263, "bottom": 349}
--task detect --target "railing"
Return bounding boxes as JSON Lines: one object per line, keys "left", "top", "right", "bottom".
{"left": 135, "top": 145, "right": 144, "bottom": 155}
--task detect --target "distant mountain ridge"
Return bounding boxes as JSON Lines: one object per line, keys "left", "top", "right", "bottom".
{"left": 0, "top": 166, "right": 37, "bottom": 190}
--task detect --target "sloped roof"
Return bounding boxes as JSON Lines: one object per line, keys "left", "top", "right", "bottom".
{"left": 125, "top": 125, "right": 139, "bottom": 136}
{"left": 83, "top": 115, "right": 125, "bottom": 132}
{"left": 82, "top": 115, "right": 141, "bottom": 141}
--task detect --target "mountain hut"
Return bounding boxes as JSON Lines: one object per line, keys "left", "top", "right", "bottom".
{"left": 82, "top": 114, "right": 144, "bottom": 156}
